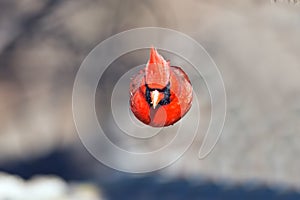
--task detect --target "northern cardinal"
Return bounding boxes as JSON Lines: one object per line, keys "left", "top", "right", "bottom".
{"left": 129, "top": 47, "right": 193, "bottom": 127}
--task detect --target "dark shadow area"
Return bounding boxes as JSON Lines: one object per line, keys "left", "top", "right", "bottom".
{"left": 1, "top": 150, "right": 300, "bottom": 200}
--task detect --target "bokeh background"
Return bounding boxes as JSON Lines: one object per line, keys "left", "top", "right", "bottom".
{"left": 0, "top": 0, "right": 300, "bottom": 199}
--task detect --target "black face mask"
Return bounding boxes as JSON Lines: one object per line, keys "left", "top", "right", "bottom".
{"left": 145, "top": 82, "right": 171, "bottom": 107}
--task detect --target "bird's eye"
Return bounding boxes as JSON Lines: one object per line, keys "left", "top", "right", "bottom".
{"left": 145, "top": 85, "right": 152, "bottom": 105}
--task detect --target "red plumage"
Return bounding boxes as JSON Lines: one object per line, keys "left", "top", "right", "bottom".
{"left": 129, "top": 47, "right": 193, "bottom": 127}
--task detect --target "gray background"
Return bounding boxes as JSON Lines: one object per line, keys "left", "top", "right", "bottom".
{"left": 0, "top": 0, "right": 299, "bottom": 189}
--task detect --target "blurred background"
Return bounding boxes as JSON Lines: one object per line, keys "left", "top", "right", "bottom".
{"left": 0, "top": 0, "right": 300, "bottom": 199}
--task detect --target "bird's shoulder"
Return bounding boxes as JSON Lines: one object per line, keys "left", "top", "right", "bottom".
{"left": 170, "top": 66, "right": 191, "bottom": 84}
{"left": 129, "top": 69, "right": 145, "bottom": 94}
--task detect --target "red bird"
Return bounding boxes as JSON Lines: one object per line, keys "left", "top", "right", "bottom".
{"left": 129, "top": 47, "right": 193, "bottom": 127}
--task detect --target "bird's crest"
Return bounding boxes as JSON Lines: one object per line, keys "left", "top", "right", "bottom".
{"left": 145, "top": 47, "right": 170, "bottom": 89}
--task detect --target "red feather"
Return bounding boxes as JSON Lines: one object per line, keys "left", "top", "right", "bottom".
{"left": 130, "top": 47, "right": 193, "bottom": 127}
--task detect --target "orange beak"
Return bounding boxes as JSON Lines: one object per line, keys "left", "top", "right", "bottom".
{"left": 150, "top": 90, "right": 163, "bottom": 109}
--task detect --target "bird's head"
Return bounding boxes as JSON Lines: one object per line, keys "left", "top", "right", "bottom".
{"left": 145, "top": 47, "right": 171, "bottom": 109}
